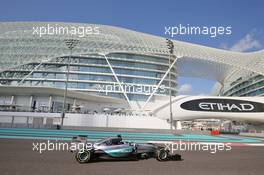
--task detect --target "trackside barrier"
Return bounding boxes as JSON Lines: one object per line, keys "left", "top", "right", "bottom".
{"left": 211, "top": 130, "right": 220, "bottom": 136}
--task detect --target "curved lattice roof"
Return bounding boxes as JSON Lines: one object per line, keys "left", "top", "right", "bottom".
{"left": 0, "top": 22, "right": 263, "bottom": 83}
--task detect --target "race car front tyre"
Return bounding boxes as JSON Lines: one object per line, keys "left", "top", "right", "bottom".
{"left": 155, "top": 148, "right": 169, "bottom": 161}
{"left": 75, "top": 150, "right": 92, "bottom": 163}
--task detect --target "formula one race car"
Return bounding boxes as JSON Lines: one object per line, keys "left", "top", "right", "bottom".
{"left": 72, "top": 135, "right": 181, "bottom": 163}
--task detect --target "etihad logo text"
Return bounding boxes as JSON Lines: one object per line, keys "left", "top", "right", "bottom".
{"left": 198, "top": 102, "right": 254, "bottom": 112}
{"left": 180, "top": 98, "right": 264, "bottom": 113}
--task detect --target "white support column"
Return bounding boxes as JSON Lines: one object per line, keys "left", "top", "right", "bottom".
{"left": 29, "top": 96, "right": 33, "bottom": 111}
{"left": 142, "top": 56, "right": 180, "bottom": 110}
{"left": 176, "top": 120, "right": 182, "bottom": 130}
{"left": 73, "top": 99, "right": 76, "bottom": 107}
{"left": 10, "top": 95, "right": 15, "bottom": 111}
{"left": 10, "top": 95, "right": 14, "bottom": 105}
{"left": 48, "top": 96, "right": 52, "bottom": 111}
{"left": 100, "top": 53, "right": 133, "bottom": 109}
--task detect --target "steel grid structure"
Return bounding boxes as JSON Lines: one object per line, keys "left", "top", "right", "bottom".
{"left": 0, "top": 22, "right": 263, "bottom": 104}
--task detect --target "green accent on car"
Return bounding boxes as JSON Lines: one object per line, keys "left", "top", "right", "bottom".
{"left": 105, "top": 147, "right": 134, "bottom": 157}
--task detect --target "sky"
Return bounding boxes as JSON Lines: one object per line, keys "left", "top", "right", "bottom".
{"left": 0, "top": 0, "right": 263, "bottom": 95}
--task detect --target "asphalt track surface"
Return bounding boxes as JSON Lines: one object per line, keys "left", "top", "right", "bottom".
{"left": 1, "top": 139, "right": 264, "bottom": 175}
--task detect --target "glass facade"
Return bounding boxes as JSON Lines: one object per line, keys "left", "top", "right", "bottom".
{"left": 223, "top": 74, "right": 264, "bottom": 97}
{"left": 0, "top": 53, "right": 177, "bottom": 101}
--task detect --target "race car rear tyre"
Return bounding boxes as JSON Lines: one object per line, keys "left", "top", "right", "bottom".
{"left": 156, "top": 148, "right": 169, "bottom": 161}
{"left": 75, "top": 150, "right": 92, "bottom": 163}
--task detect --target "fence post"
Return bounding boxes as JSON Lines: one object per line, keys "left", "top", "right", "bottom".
{"left": 11, "top": 116, "right": 14, "bottom": 128}
{"left": 26, "top": 117, "right": 29, "bottom": 128}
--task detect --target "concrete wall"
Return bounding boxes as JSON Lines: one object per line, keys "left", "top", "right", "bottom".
{"left": 63, "top": 113, "right": 171, "bottom": 129}
{"left": 0, "top": 112, "right": 171, "bottom": 129}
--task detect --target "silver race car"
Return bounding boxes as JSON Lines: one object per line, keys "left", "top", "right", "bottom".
{"left": 72, "top": 135, "right": 181, "bottom": 163}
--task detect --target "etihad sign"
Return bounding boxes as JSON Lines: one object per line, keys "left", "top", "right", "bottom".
{"left": 180, "top": 98, "right": 264, "bottom": 113}
{"left": 198, "top": 102, "right": 254, "bottom": 112}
